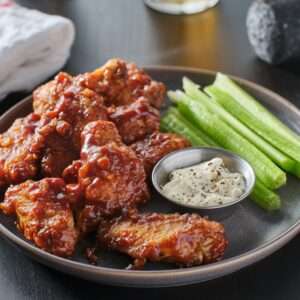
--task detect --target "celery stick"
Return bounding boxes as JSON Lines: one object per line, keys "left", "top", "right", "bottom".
{"left": 161, "top": 112, "right": 208, "bottom": 146}
{"left": 250, "top": 180, "right": 281, "bottom": 211}
{"left": 214, "top": 73, "right": 300, "bottom": 143}
{"left": 164, "top": 107, "right": 219, "bottom": 146}
{"left": 168, "top": 90, "right": 286, "bottom": 189}
{"left": 212, "top": 73, "right": 300, "bottom": 160}
{"left": 183, "top": 77, "right": 296, "bottom": 174}
{"left": 206, "top": 86, "right": 300, "bottom": 177}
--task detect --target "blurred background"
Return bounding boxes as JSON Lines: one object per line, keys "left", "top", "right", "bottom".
{"left": 5, "top": 0, "right": 298, "bottom": 109}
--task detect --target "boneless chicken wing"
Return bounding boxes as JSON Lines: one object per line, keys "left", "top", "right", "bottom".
{"left": 0, "top": 113, "right": 56, "bottom": 187}
{"left": 131, "top": 132, "right": 191, "bottom": 176}
{"left": 33, "top": 72, "right": 72, "bottom": 114}
{"left": 108, "top": 97, "right": 160, "bottom": 144}
{"left": 0, "top": 178, "right": 79, "bottom": 257}
{"left": 37, "top": 73, "right": 109, "bottom": 144}
{"left": 81, "top": 59, "right": 166, "bottom": 108}
{"left": 76, "top": 121, "right": 149, "bottom": 233}
{"left": 98, "top": 213, "right": 228, "bottom": 268}
{"left": 33, "top": 72, "right": 108, "bottom": 177}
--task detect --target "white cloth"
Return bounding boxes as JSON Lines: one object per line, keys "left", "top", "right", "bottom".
{"left": 0, "top": 0, "right": 75, "bottom": 99}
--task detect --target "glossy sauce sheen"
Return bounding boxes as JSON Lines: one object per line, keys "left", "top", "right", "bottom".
{"left": 0, "top": 178, "right": 79, "bottom": 257}
{"left": 0, "top": 113, "right": 55, "bottom": 187}
{"left": 131, "top": 132, "right": 191, "bottom": 176}
{"left": 76, "top": 120, "right": 149, "bottom": 234}
{"left": 0, "top": 59, "right": 227, "bottom": 268}
{"left": 98, "top": 213, "right": 228, "bottom": 268}
{"left": 108, "top": 97, "right": 160, "bottom": 144}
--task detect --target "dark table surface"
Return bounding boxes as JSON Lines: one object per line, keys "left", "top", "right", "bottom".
{"left": 2, "top": 0, "right": 300, "bottom": 299}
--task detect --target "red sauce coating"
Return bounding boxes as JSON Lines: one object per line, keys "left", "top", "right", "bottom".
{"left": 0, "top": 113, "right": 55, "bottom": 187}
{"left": 131, "top": 132, "right": 191, "bottom": 176}
{"left": 81, "top": 59, "right": 166, "bottom": 108}
{"left": 98, "top": 212, "right": 228, "bottom": 268}
{"left": 0, "top": 178, "right": 79, "bottom": 257}
{"left": 0, "top": 59, "right": 228, "bottom": 267}
{"left": 108, "top": 97, "right": 160, "bottom": 144}
{"left": 77, "top": 121, "right": 149, "bottom": 234}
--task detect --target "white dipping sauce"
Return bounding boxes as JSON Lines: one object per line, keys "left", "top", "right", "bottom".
{"left": 162, "top": 158, "right": 245, "bottom": 207}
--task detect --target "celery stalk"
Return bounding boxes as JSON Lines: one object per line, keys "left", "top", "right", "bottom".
{"left": 163, "top": 107, "right": 219, "bottom": 146}
{"left": 182, "top": 78, "right": 297, "bottom": 175}
{"left": 211, "top": 73, "right": 300, "bottom": 162}
{"left": 168, "top": 90, "right": 286, "bottom": 190}
{"left": 161, "top": 112, "right": 208, "bottom": 146}
{"left": 250, "top": 180, "right": 281, "bottom": 211}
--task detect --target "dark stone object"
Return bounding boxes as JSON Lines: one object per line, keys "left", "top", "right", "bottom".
{"left": 247, "top": 0, "right": 300, "bottom": 64}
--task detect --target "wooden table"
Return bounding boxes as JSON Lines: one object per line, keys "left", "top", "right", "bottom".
{"left": 2, "top": 0, "right": 300, "bottom": 298}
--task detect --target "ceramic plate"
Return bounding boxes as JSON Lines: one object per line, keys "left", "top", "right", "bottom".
{"left": 1, "top": 67, "right": 300, "bottom": 287}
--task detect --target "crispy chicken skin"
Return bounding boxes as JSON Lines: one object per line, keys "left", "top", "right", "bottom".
{"left": 108, "top": 97, "right": 160, "bottom": 144}
{"left": 0, "top": 113, "right": 55, "bottom": 187}
{"left": 75, "top": 121, "right": 149, "bottom": 233}
{"left": 131, "top": 132, "right": 191, "bottom": 176}
{"left": 98, "top": 213, "right": 228, "bottom": 268}
{"left": 80, "top": 59, "right": 166, "bottom": 108}
{"left": 0, "top": 178, "right": 79, "bottom": 257}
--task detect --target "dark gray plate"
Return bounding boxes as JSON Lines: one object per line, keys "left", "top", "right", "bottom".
{"left": 0, "top": 67, "right": 300, "bottom": 288}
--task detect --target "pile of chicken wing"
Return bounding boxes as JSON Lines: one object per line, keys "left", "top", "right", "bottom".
{"left": 0, "top": 59, "right": 227, "bottom": 268}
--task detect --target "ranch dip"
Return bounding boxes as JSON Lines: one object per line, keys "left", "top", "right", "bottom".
{"left": 161, "top": 157, "right": 245, "bottom": 207}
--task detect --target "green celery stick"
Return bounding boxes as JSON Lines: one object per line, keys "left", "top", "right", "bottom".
{"left": 206, "top": 85, "right": 300, "bottom": 177}
{"left": 212, "top": 73, "right": 300, "bottom": 162}
{"left": 181, "top": 77, "right": 297, "bottom": 175}
{"left": 250, "top": 180, "right": 281, "bottom": 211}
{"left": 163, "top": 107, "right": 219, "bottom": 146}
{"left": 161, "top": 112, "right": 207, "bottom": 146}
{"left": 168, "top": 90, "right": 286, "bottom": 190}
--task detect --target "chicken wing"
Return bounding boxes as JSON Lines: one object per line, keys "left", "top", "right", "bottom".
{"left": 33, "top": 72, "right": 72, "bottom": 114}
{"left": 34, "top": 72, "right": 108, "bottom": 177}
{"left": 131, "top": 132, "right": 191, "bottom": 176}
{"left": 76, "top": 121, "right": 149, "bottom": 233}
{"left": 0, "top": 178, "right": 79, "bottom": 257}
{"left": 108, "top": 97, "right": 160, "bottom": 144}
{"left": 34, "top": 72, "right": 108, "bottom": 131}
{"left": 0, "top": 113, "right": 56, "bottom": 187}
{"left": 62, "top": 121, "right": 122, "bottom": 186}
{"left": 81, "top": 58, "right": 166, "bottom": 108}
{"left": 98, "top": 213, "right": 228, "bottom": 268}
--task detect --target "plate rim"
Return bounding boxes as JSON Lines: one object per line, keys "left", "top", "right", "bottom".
{"left": 1, "top": 65, "right": 300, "bottom": 287}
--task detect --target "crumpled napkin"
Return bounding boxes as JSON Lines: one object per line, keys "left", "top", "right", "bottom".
{"left": 0, "top": 0, "right": 75, "bottom": 99}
